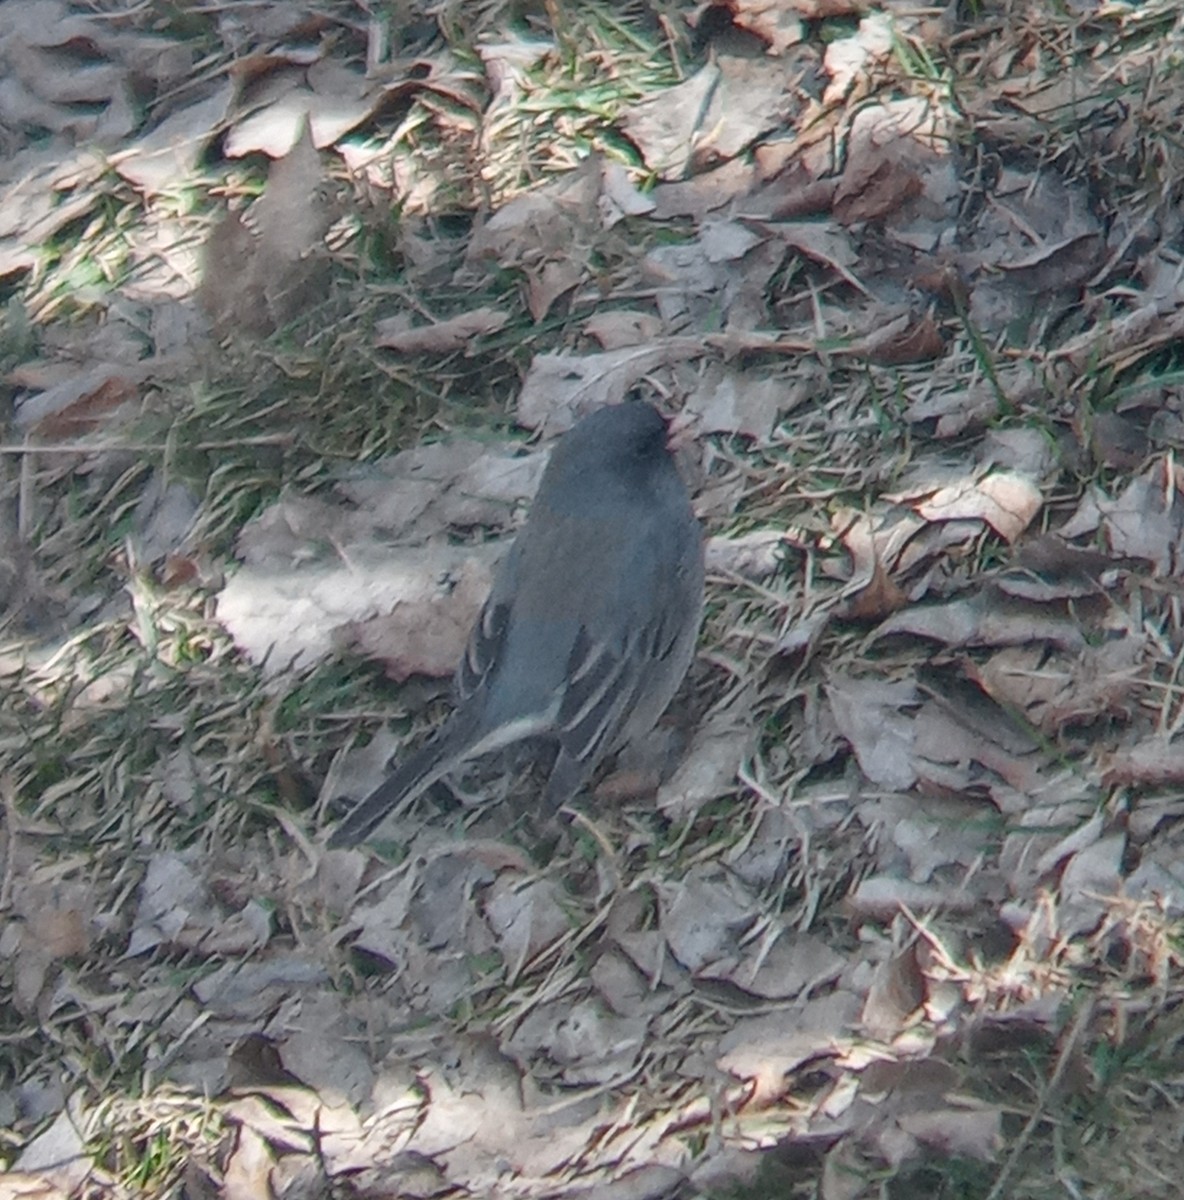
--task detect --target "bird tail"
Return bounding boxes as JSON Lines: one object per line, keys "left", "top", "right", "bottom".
{"left": 327, "top": 714, "right": 479, "bottom": 848}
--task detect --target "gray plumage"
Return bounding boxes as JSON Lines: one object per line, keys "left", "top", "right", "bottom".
{"left": 328, "top": 401, "right": 704, "bottom": 847}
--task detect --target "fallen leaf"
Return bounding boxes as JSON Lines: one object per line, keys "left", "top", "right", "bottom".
{"left": 685, "top": 364, "right": 785, "bottom": 440}
{"left": 274, "top": 992, "right": 375, "bottom": 1108}
{"left": 13, "top": 365, "right": 144, "bottom": 436}
{"left": 712, "top": 930, "right": 845, "bottom": 1000}
{"left": 13, "top": 1095, "right": 91, "bottom": 1195}
{"left": 650, "top": 158, "right": 756, "bottom": 220}
{"left": 620, "top": 65, "right": 720, "bottom": 179}
{"left": 723, "top": 0, "right": 805, "bottom": 54}
{"left": 847, "top": 877, "right": 983, "bottom": 920}
{"left": 483, "top": 875, "right": 571, "bottom": 982}
{"left": 199, "top": 121, "right": 333, "bottom": 334}
{"left": 891, "top": 470, "right": 1042, "bottom": 543}
{"left": 969, "top": 636, "right": 1144, "bottom": 734}
{"left": 660, "top": 868, "right": 755, "bottom": 974}
{"left": 1098, "top": 458, "right": 1184, "bottom": 572}
{"left": 875, "top": 591, "right": 1085, "bottom": 651}
{"left": 825, "top": 675, "right": 918, "bottom": 791}
{"left": 582, "top": 309, "right": 664, "bottom": 350}
{"left": 861, "top": 939, "right": 925, "bottom": 1040}
{"left": 598, "top": 159, "right": 655, "bottom": 226}
{"left": 1102, "top": 739, "right": 1184, "bottom": 788}
{"left": 218, "top": 542, "right": 499, "bottom": 678}
{"left": 823, "top": 13, "right": 894, "bottom": 105}
{"left": 705, "top": 530, "right": 787, "bottom": 580}
{"left": 516, "top": 340, "right": 702, "bottom": 434}
{"left": 221, "top": 1125, "right": 275, "bottom": 1200}
{"left": 374, "top": 307, "right": 509, "bottom": 354}
{"left": 717, "top": 991, "right": 860, "bottom": 1106}
{"left": 115, "top": 84, "right": 232, "bottom": 192}
{"left": 657, "top": 693, "right": 754, "bottom": 821}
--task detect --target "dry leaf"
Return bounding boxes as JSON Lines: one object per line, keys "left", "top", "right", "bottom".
{"left": 516, "top": 340, "right": 702, "bottom": 434}
{"left": 583, "top": 309, "right": 664, "bottom": 350}
{"left": 660, "top": 868, "right": 755, "bottom": 974}
{"left": 891, "top": 470, "right": 1042, "bottom": 543}
{"left": 484, "top": 876, "right": 571, "bottom": 982}
{"left": 13, "top": 1096, "right": 91, "bottom": 1195}
{"left": 218, "top": 543, "right": 498, "bottom": 678}
{"left": 723, "top": 0, "right": 805, "bottom": 54}
{"left": 116, "top": 84, "right": 232, "bottom": 192}
{"left": 861, "top": 939, "right": 925, "bottom": 1040}
{"left": 717, "top": 992, "right": 860, "bottom": 1106}
{"left": 657, "top": 692, "right": 754, "bottom": 821}
{"left": 685, "top": 365, "right": 785, "bottom": 440}
{"left": 620, "top": 65, "right": 720, "bottom": 180}
{"left": 374, "top": 307, "right": 509, "bottom": 354}
{"left": 825, "top": 675, "right": 918, "bottom": 791}
{"left": 876, "top": 591, "right": 1085, "bottom": 651}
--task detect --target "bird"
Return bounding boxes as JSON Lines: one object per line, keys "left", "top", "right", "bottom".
{"left": 328, "top": 400, "right": 704, "bottom": 847}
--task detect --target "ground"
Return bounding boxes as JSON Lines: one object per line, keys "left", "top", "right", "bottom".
{"left": 2, "top": 1, "right": 1184, "bottom": 1198}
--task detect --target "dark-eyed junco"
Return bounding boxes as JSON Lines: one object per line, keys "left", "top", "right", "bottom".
{"left": 328, "top": 401, "right": 704, "bottom": 847}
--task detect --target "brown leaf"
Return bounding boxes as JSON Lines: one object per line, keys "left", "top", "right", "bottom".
{"left": 825, "top": 675, "right": 918, "bottom": 790}
{"left": 861, "top": 939, "right": 925, "bottom": 1040}
{"left": 516, "top": 340, "right": 702, "bottom": 434}
{"left": 905, "top": 379, "right": 1001, "bottom": 438}
{"left": 129, "top": 851, "right": 271, "bottom": 957}
{"left": 620, "top": 65, "right": 720, "bottom": 180}
{"left": 650, "top": 158, "right": 756, "bottom": 220}
{"left": 705, "top": 530, "right": 787, "bottom": 580}
{"left": 599, "top": 159, "right": 656, "bottom": 226}
{"left": 250, "top": 120, "right": 334, "bottom": 326}
{"left": 823, "top": 16, "right": 895, "bottom": 107}
{"left": 1087, "top": 410, "right": 1150, "bottom": 471}
{"left": 713, "top": 930, "right": 845, "bottom": 1000}
{"left": 583, "top": 309, "right": 664, "bottom": 350}
{"left": 839, "top": 556, "right": 908, "bottom": 620}
{"left": 642, "top": 221, "right": 782, "bottom": 331}
{"left": 374, "top": 307, "right": 509, "bottom": 354}
{"left": 13, "top": 365, "right": 142, "bottom": 437}
{"left": 222, "top": 1125, "right": 275, "bottom": 1200}
{"left": 274, "top": 993, "right": 374, "bottom": 1108}
{"left": 13, "top": 1096, "right": 91, "bottom": 1195}
{"left": 116, "top": 85, "right": 232, "bottom": 192}
{"left": 896, "top": 1098, "right": 1002, "bottom": 1162}
{"left": 876, "top": 590, "right": 1085, "bottom": 652}
{"left": 1101, "top": 739, "right": 1184, "bottom": 788}
{"left": 1099, "top": 458, "right": 1184, "bottom": 571}
{"left": 832, "top": 512, "right": 911, "bottom": 619}
{"left": 660, "top": 868, "right": 755, "bottom": 974}
{"left": 468, "top": 156, "right": 600, "bottom": 265}
{"left": 656, "top": 692, "right": 754, "bottom": 821}
{"left": 524, "top": 257, "right": 583, "bottom": 321}
{"left": 0, "top": 1173, "right": 69, "bottom": 1200}
{"left": 910, "top": 697, "right": 1039, "bottom": 795}
{"left": 722, "top": 0, "right": 805, "bottom": 53}
{"left": 863, "top": 314, "right": 945, "bottom": 365}
{"left": 997, "top": 231, "right": 1104, "bottom": 293}
{"left": 218, "top": 542, "right": 498, "bottom": 679}
{"left": 199, "top": 122, "right": 333, "bottom": 334}
{"left": 483, "top": 875, "right": 571, "bottom": 982}
{"left": 1057, "top": 833, "right": 1124, "bottom": 937}
{"left": 894, "top": 470, "right": 1043, "bottom": 543}
{"left": 685, "top": 364, "right": 785, "bottom": 440}
{"left": 717, "top": 992, "right": 860, "bottom": 1106}
{"left": 847, "top": 876, "right": 983, "bottom": 920}
{"left": 969, "top": 636, "right": 1144, "bottom": 734}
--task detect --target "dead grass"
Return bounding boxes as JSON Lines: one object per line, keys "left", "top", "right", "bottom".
{"left": 3, "top": 0, "right": 1184, "bottom": 1197}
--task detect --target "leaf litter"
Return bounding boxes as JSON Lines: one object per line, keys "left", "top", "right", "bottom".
{"left": 4, "top": 1, "right": 1184, "bottom": 1197}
